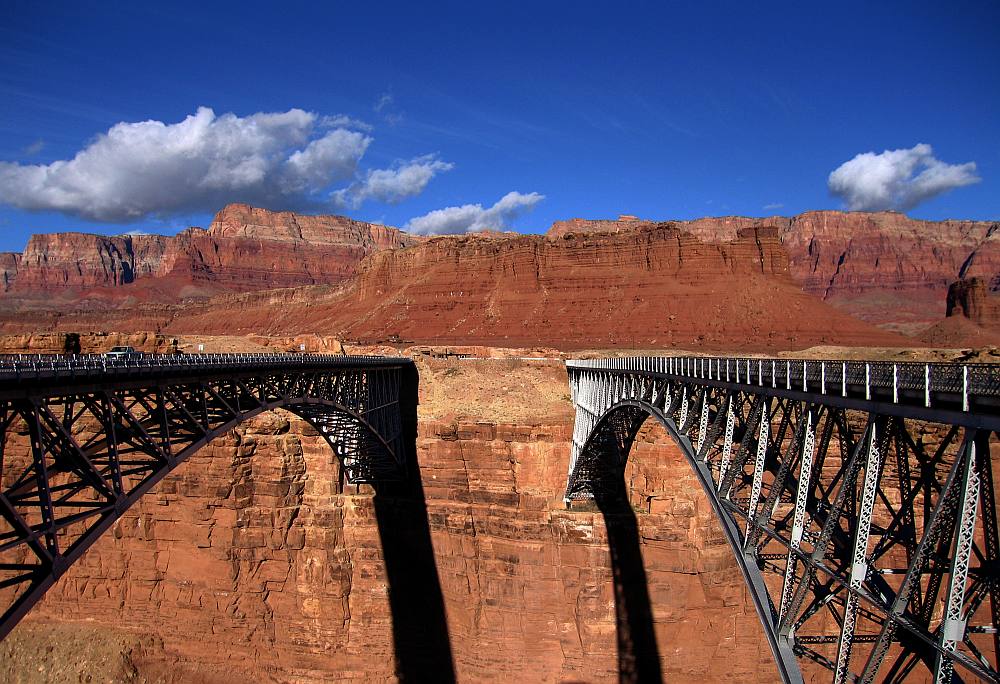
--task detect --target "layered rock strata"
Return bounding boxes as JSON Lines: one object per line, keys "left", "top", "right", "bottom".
{"left": 1, "top": 204, "right": 416, "bottom": 296}
{"left": 156, "top": 224, "right": 904, "bottom": 350}
{"left": 947, "top": 277, "right": 1000, "bottom": 329}
{"left": 550, "top": 211, "right": 1000, "bottom": 329}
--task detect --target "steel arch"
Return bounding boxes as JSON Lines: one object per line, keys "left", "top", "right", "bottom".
{"left": 565, "top": 356, "right": 1000, "bottom": 684}
{"left": 0, "top": 354, "right": 416, "bottom": 642}
{"left": 571, "top": 397, "right": 803, "bottom": 683}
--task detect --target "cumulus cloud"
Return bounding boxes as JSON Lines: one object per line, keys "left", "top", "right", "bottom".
{"left": 0, "top": 107, "right": 373, "bottom": 222}
{"left": 333, "top": 155, "right": 454, "bottom": 209}
{"left": 405, "top": 191, "right": 544, "bottom": 236}
{"left": 828, "top": 143, "right": 980, "bottom": 211}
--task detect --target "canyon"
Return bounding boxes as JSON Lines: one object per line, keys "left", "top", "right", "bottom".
{"left": 1, "top": 204, "right": 999, "bottom": 682}
{"left": 0, "top": 352, "right": 783, "bottom": 683}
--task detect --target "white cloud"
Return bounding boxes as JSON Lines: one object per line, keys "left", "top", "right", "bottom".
{"left": 320, "top": 114, "right": 372, "bottom": 131}
{"left": 828, "top": 143, "right": 980, "bottom": 211}
{"left": 333, "top": 155, "right": 453, "bottom": 209}
{"left": 763, "top": 202, "right": 784, "bottom": 210}
{"left": 374, "top": 92, "right": 393, "bottom": 112}
{"left": 405, "top": 191, "right": 544, "bottom": 236}
{"left": 0, "top": 107, "right": 373, "bottom": 222}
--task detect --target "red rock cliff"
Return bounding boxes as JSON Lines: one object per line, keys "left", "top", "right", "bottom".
{"left": 0, "top": 253, "right": 20, "bottom": 291}
{"left": 160, "top": 223, "right": 907, "bottom": 351}
{"left": 549, "top": 211, "right": 1000, "bottom": 328}
{"left": 2, "top": 204, "right": 418, "bottom": 296}
{"left": 947, "top": 277, "right": 1000, "bottom": 329}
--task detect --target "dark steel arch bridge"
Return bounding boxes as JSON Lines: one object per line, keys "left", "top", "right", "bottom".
{"left": 565, "top": 356, "right": 1000, "bottom": 684}
{"left": 0, "top": 352, "right": 417, "bottom": 641}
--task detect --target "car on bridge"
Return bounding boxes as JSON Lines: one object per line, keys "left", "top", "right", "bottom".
{"left": 105, "top": 345, "right": 139, "bottom": 358}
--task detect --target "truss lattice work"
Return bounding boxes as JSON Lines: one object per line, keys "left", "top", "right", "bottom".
{"left": 566, "top": 356, "right": 1000, "bottom": 684}
{"left": 0, "top": 353, "right": 416, "bottom": 641}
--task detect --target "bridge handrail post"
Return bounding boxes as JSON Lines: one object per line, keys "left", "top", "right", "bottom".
{"left": 802, "top": 361, "right": 807, "bottom": 392}
{"left": 964, "top": 366, "right": 969, "bottom": 412}
{"left": 822, "top": 361, "right": 826, "bottom": 395}
{"left": 865, "top": 363, "right": 871, "bottom": 400}
{"left": 893, "top": 364, "right": 899, "bottom": 403}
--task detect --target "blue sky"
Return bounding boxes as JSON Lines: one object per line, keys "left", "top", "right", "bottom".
{"left": 0, "top": 1, "right": 997, "bottom": 251}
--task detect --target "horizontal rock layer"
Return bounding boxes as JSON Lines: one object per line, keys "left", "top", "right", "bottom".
{"left": 550, "top": 211, "right": 1000, "bottom": 328}
{"left": 1, "top": 203, "right": 416, "bottom": 296}
{"left": 158, "top": 224, "right": 905, "bottom": 350}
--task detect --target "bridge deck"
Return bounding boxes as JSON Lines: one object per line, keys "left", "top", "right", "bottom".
{"left": 568, "top": 356, "right": 1000, "bottom": 430}
{"left": 0, "top": 353, "right": 412, "bottom": 399}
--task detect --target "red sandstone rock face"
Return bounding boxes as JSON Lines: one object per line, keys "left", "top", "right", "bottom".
{"left": 4, "top": 409, "right": 782, "bottom": 682}
{"left": 1, "top": 203, "right": 417, "bottom": 297}
{"left": 159, "top": 224, "right": 904, "bottom": 350}
{"left": 0, "top": 253, "right": 20, "bottom": 292}
{"left": 947, "top": 278, "right": 1000, "bottom": 329}
{"left": 549, "top": 211, "right": 1000, "bottom": 329}
{"left": 13, "top": 233, "right": 147, "bottom": 290}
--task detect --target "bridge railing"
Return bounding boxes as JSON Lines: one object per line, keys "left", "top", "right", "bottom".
{"left": 566, "top": 355, "right": 1000, "bottom": 410}
{"left": 0, "top": 352, "right": 411, "bottom": 382}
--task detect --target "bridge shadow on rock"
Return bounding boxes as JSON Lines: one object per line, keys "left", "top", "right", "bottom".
{"left": 371, "top": 363, "right": 456, "bottom": 683}
{"left": 595, "top": 489, "right": 664, "bottom": 684}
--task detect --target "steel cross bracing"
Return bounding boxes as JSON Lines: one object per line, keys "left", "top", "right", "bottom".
{"left": 0, "top": 352, "right": 416, "bottom": 641}
{"left": 565, "top": 356, "right": 1000, "bottom": 684}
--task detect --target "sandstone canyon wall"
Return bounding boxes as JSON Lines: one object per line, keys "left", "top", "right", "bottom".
{"left": 3, "top": 206, "right": 996, "bottom": 349}
{"left": 947, "top": 277, "right": 1000, "bottom": 329}
{"left": 1, "top": 359, "right": 783, "bottom": 683}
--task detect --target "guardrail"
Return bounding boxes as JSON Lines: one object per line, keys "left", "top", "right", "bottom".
{"left": 0, "top": 353, "right": 411, "bottom": 383}
{"left": 567, "top": 356, "right": 1000, "bottom": 411}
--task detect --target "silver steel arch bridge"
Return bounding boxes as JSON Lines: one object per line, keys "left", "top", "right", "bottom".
{"left": 0, "top": 352, "right": 417, "bottom": 641}
{"left": 566, "top": 356, "right": 1000, "bottom": 684}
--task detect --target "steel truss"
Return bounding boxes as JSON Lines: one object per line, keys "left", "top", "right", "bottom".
{"left": 565, "top": 356, "right": 1000, "bottom": 683}
{"left": 0, "top": 353, "right": 415, "bottom": 641}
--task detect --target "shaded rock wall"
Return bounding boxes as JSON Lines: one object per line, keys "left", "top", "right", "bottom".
{"left": 0, "top": 331, "right": 178, "bottom": 354}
